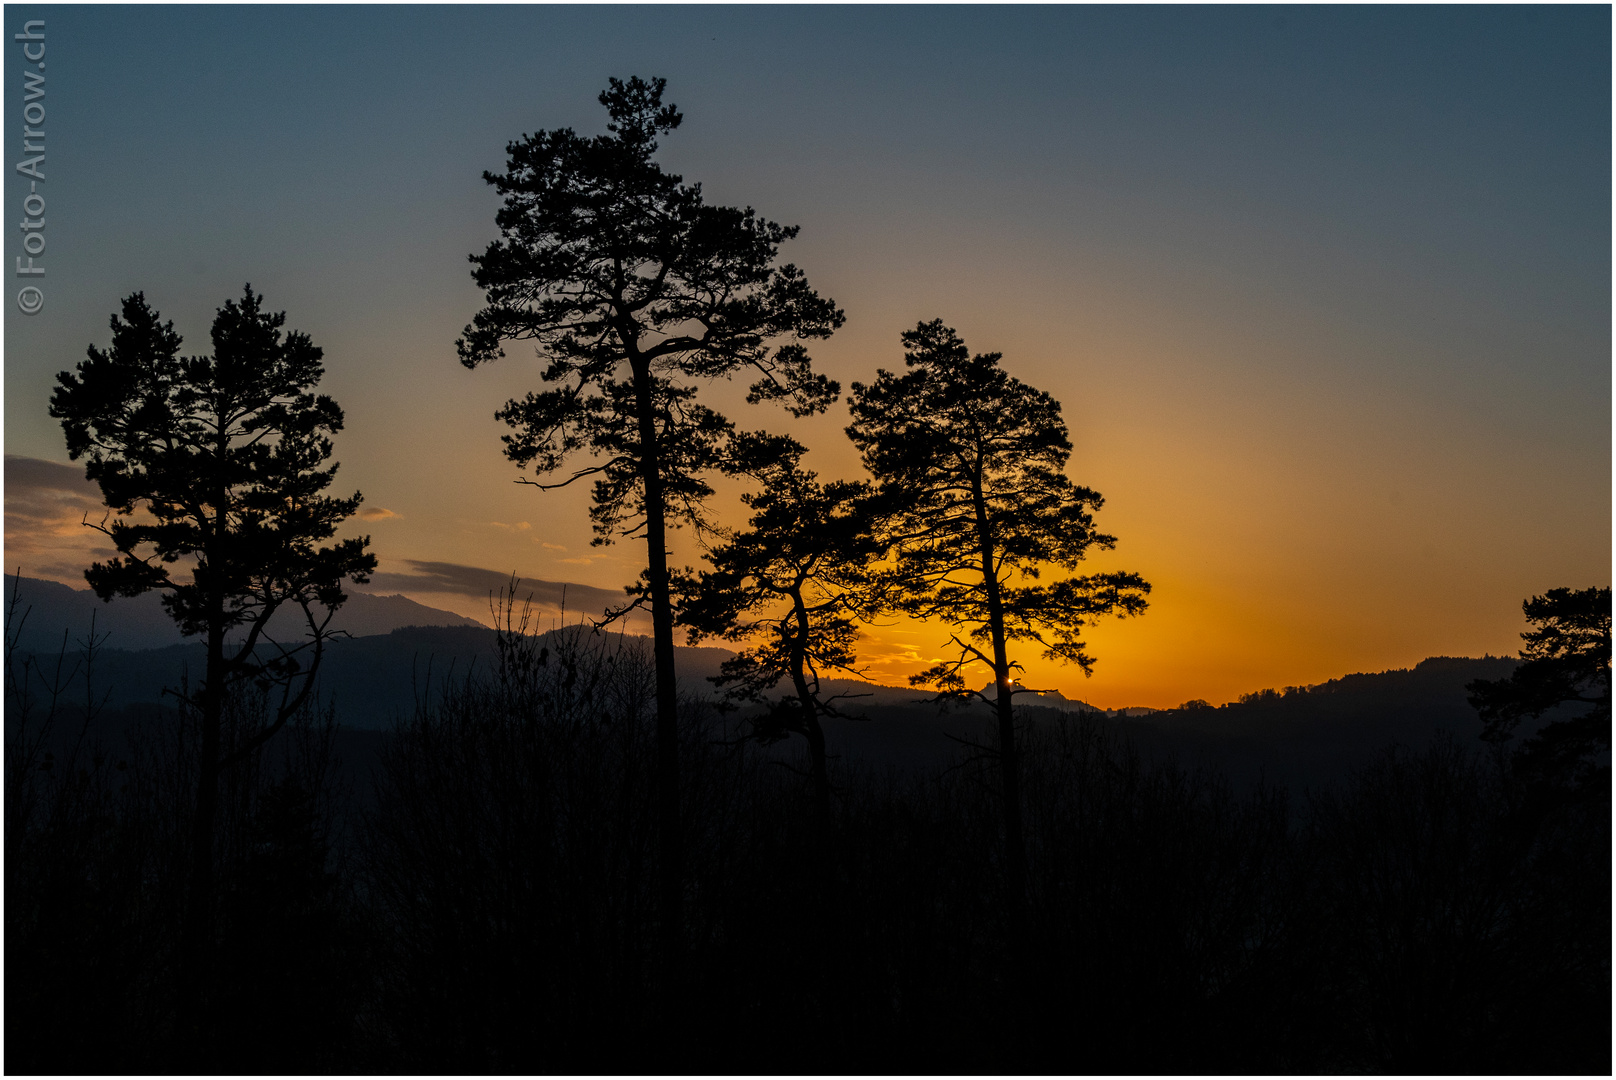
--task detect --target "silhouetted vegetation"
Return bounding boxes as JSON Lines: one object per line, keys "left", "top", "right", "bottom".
{"left": 457, "top": 76, "right": 844, "bottom": 989}
{"left": 45, "top": 287, "right": 376, "bottom": 1065}
{"left": 1469, "top": 585, "right": 1611, "bottom": 788}
{"left": 847, "top": 318, "right": 1151, "bottom": 970}
{"left": 7, "top": 584, "right": 1607, "bottom": 1073}
{"left": 673, "top": 431, "right": 888, "bottom": 826}
{"left": 5, "top": 578, "right": 362, "bottom": 1072}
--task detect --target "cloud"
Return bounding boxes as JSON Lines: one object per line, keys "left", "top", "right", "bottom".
{"left": 357, "top": 559, "right": 628, "bottom": 618}
{"left": 359, "top": 506, "right": 401, "bottom": 521}
{"left": 5, "top": 456, "right": 103, "bottom": 532}
{"left": 4, "top": 455, "right": 119, "bottom": 583}
{"left": 862, "top": 643, "right": 929, "bottom": 667}
{"left": 488, "top": 520, "right": 531, "bottom": 532}
{"left": 6, "top": 455, "right": 99, "bottom": 496}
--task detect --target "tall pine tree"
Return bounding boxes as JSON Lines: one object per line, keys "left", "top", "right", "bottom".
{"left": 50, "top": 287, "right": 375, "bottom": 1064}
{"left": 847, "top": 319, "right": 1150, "bottom": 963}
{"left": 457, "top": 76, "right": 843, "bottom": 994}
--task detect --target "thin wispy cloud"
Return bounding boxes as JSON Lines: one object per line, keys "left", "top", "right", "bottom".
{"left": 359, "top": 559, "right": 629, "bottom": 621}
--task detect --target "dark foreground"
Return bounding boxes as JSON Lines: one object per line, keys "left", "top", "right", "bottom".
{"left": 7, "top": 630, "right": 1609, "bottom": 1074}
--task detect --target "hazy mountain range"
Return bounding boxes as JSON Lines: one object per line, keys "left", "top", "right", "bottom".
{"left": 4, "top": 574, "right": 1528, "bottom": 793}
{"left": 3, "top": 573, "right": 486, "bottom": 653}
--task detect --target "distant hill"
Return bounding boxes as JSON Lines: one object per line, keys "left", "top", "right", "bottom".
{"left": 1089, "top": 656, "right": 1530, "bottom": 792}
{"left": 971, "top": 680, "right": 1158, "bottom": 717}
{"left": 809, "top": 656, "right": 1529, "bottom": 791}
{"left": 2, "top": 574, "right": 483, "bottom": 653}
{"left": 3, "top": 569, "right": 1531, "bottom": 793}
{"left": 5, "top": 622, "right": 741, "bottom": 729}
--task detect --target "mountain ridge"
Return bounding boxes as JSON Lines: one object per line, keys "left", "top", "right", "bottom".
{"left": 3, "top": 574, "right": 485, "bottom": 653}
{"left": 3, "top": 573, "right": 1529, "bottom": 791}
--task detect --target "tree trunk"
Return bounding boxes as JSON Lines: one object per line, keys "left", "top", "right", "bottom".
{"left": 629, "top": 357, "right": 684, "bottom": 1031}
{"left": 788, "top": 623, "right": 832, "bottom": 831}
{"left": 791, "top": 598, "right": 833, "bottom": 827}
{"left": 802, "top": 710, "right": 832, "bottom": 832}
{"left": 990, "top": 626, "right": 1028, "bottom": 965}
{"left": 179, "top": 441, "right": 231, "bottom": 1068}
{"left": 179, "top": 610, "right": 224, "bottom": 1068}
{"left": 973, "top": 475, "right": 1028, "bottom": 973}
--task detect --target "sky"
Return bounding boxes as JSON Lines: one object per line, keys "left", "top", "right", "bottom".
{"left": 3, "top": 5, "right": 1609, "bottom": 709}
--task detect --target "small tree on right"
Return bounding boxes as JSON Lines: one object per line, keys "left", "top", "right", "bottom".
{"left": 1468, "top": 585, "right": 1611, "bottom": 787}
{"left": 846, "top": 319, "right": 1151, "bottom": 960}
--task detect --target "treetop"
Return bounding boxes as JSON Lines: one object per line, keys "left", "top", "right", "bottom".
{"left": 459, "top": 75, "right": 845, "bottom": 547}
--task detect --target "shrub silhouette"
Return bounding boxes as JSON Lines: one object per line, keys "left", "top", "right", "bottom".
{"left": 4, "top": 604, "right": 359, "bottom": 1072}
